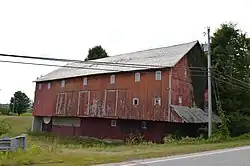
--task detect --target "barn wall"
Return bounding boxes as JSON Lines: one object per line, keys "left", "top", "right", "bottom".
{"left": 41, "top": 116, "right": 167, "bottom": 143}
{"left": 33, "top": 70, "right": 170, "bottom": 121}
{"left": 51, "top": 117, "right": 82, "bottom": 136}
{"left": 39, "top": 116, "right": 203, "bottom": 142}
{"left": 171, "top": 55, "right": 194, "bottom": 107}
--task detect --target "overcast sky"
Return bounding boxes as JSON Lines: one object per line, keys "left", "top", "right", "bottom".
{"left": 0, "top": 0, "right": 249, "bottom": 103}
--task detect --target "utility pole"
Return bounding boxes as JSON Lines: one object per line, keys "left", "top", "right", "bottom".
{"left": 207, "top": 27, "right": 212, "bottom": 138}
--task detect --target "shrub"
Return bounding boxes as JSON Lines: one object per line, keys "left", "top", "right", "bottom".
{"left": 125, "top": 133, "right": 145, "bottom": 145}
{"left": 0, "top": 107, "right": 11, "bottom": 115}
{"left": 0, "top": 119, "right": 11, "bottom": 136}
{"left": 163, "top": 134, "right": 177, "bottom": 144}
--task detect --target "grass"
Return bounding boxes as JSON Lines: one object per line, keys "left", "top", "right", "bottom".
{"left": 1, "top": 115, "right": 250, "bottom": 166}
{"left": 0, "top": 115, "right": 32, "bottom": 136}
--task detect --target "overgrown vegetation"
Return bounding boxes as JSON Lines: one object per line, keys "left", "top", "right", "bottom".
{"left": 210, "top": 22, "right": 250, "bottom": 137}
{"left": 1, "top": 115, "right": 250, "bottom": 165}
{"left": 0, "top": 119, "right": 11, "bottom": 136}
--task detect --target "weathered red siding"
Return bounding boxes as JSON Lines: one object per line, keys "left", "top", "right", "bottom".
{"left": 43, "top": 117, "right": 168, "bottom": 143}
{"left": 171, "top": 55, "right": 193, "bottom": 107}
{"left": 33, "top": 69, "right": 171, "bottom": 121}
{"left": 33, "top": 54, "right": 200, "bottom": 124}
{"left": 51, "top": 125, "right": 82, "bottom": 137}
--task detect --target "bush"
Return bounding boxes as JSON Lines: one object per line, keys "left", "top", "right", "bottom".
{"left": 27, "top": 130, "right": 124, "bottom": 148}
{"left": 0, "top": 119, "right": 11, "bottom": 136}
{"left": 163, "top": 134, "right": 177, "bottom": 144}
{"left": 0, "top": 107, "right": 11, "bottom": 115}
{"left": 125, "top": 133, "right": 144, "bottom": 145}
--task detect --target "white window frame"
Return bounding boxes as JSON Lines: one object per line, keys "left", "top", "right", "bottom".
{"left": 47, "top": 82, "right": 51, "bottom": 89}
{"left": 184, "top": 69, "right": 188, "bottom": 77}
{"left": 110, "top": 75, "right": 115, "bottom": 84}
{"left": 141, "top": 121, "right": 147, "bottom": 129}
{"left": 154, "top": 96, "right": 161, "bottom": 106}
{"left": 135, "top": 72, "right": 140, "bottom": 82}
{"left": 61, "top": 80, "right": 65, "bottom": 88}
{"left": 38, "top": 84, "right": 42, "bottom": 90}
{"left": 155, "top": 71, "right": 162, "bottom": 80}
{"left": 133, "top": 97, "right": 139, "bottom": 105}
{"left": 111, "top": 120, "right": 116, "bottom": 127}
{"left": 178, "top": 96, "right": 183, "bottom": 104}
{"left": 83, "top": 77, "right": 88, "bottom": 86}
{"left": 37, "top": 99, "right": 40, "bottom": 105}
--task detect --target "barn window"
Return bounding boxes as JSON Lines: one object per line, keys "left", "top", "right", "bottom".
{"left": 111, "top": 120, "right": 116, "bottom": 127}
{"left": 135, "top": 72, "right": 140, "bottom": 82}
{"left": 61, "top": 80, "right": 65, "bottom": 88}
{"left": 83, "top": 77, "right": 87, "bottom": 86}
{"left": 38, "top": 84, "right": 42, "bottom": 90}
{"left": 154, "top": 96, "right": 161, "bottom": 106}
{"left": 133, "top": 98, "right": 139, "bottom": 105}
{"left": 178, "top": 96, "right": 183, "bottom": 104}
{"left": 155, "top": 71, "right": 161, "bottom": 80}
{"left": 47, "top": 82, "right": 51, "bottom": 89}
{"left": 37, "top": 99, "right": 40, "bottom": 105}
{"left": 184, "top": 69, "right": 187, "bottom": 77}
{"left": 110, "top": 75, "right": 115, "bottom": 84}
{"left": 141, "top": 121, "right": 147, "bottom": 129}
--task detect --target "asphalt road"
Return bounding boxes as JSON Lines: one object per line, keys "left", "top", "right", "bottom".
{"left": 98, "top": 146, "right": 250, "bottom": 166}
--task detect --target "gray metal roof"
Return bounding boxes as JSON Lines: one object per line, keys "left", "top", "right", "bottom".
{"left": 36, "top": 40, "right": 198, "bottom": 82}
{"left": 171, "top": 105, "right": 221, "bottom": 123}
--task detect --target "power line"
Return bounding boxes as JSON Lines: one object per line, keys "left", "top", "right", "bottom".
{"left": 0, "top": 53, "right": 206, "bottom": 70}
{"left": 212, "top": 69, "right": 250, "bottom": 88}
{"left": 212, "top": 76, "right": 250, "bottom": 91}
{"left": 0, "top": 59, "right": 207, "bottom": 74}
{"left": 0, "top": 60, "right": 120, "bottom": 72}
{"left": 212, "top": 71, "right": 250, "bottom": 89}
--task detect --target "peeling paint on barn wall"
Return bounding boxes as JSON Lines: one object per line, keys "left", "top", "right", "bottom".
{"left": 34, "top": 69, "right": 176, "bottom": 121}
{"left": 171, "top": 56, "right": 194, "bottom": 107}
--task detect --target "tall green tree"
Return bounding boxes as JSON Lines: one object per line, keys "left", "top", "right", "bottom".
{"left": 211, "top": 22, "right": 250, "bottom": 136}
{"left": 85, "top": 45, "right": 108, "bottom": 61}
{"left": 9, "top": 91, "right": 31, "bottom": 116}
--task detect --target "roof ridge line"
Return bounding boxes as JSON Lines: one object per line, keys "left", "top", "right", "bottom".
{"left": 99, "top": 40, "right": 198, "bottom": 60}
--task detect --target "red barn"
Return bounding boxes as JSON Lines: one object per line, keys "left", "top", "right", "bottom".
{"left": 31, "top": 41, "right": 220, "bottom": 142}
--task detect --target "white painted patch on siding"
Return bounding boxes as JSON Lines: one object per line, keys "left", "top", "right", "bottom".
{"left": 43, "top": 117, "right": 52, "bottom": 124}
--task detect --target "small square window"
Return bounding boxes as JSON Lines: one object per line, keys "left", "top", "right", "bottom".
{"left": 83, "top": 77, "right": 87, "bottom": 86}
{"left": 38, "top": 84, "right": 42, "bottom": 90}
{"left": 142, "top": 121, "right": 147, "bottom": 129}
{"left": 135, "top": 72, "right": 140, "bottom": 82}
{"left": 111, "top": 120, "right": 116, "bottom": 127}
{"left": 47, "top": 82, "right": 51, "bottom": 89}
{"left": 178, "top": 96, "right": 182, "bottom": 104}
{"left": 133, "top": 98, "right": 139, "bottom": 105}
{"left": 155, "top": 71, "right": 161, "bottom": 80}
{"left": 110, "top": 75, "right": 115, "bottom": 84}
{"left": 61, "top": 80, "right": 65, "bottom": 88}
{"left": 154, "top": 96, "right": 161, "bottom": 106}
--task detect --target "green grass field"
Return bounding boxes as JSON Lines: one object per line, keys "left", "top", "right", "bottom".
{"left": 1, "top": 115, "right": 250, "bottom": 166}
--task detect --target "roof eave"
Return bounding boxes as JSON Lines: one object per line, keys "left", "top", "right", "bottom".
{"left": 33, "top": 66, "right": 173, "bottom": 83}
